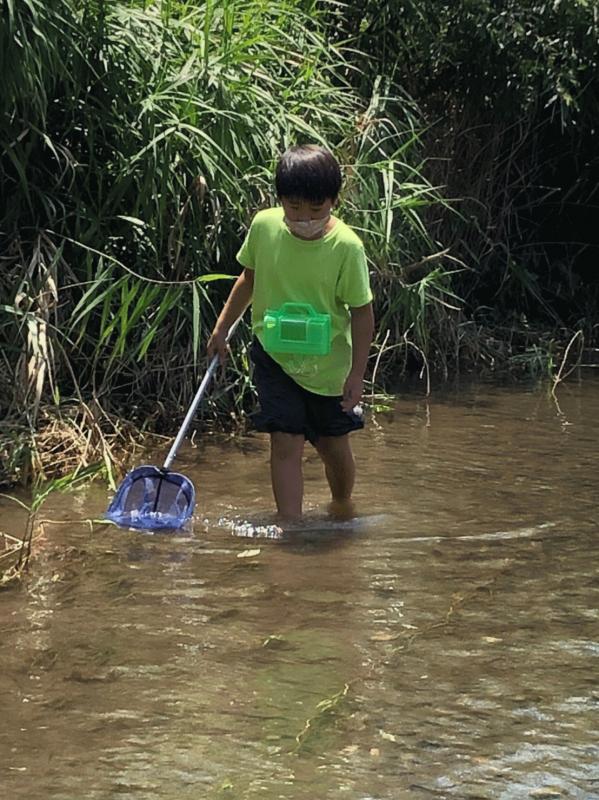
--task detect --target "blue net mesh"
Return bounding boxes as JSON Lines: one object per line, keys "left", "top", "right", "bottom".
{"left": 106, "top": 466, "right": 195, "bottom": 530}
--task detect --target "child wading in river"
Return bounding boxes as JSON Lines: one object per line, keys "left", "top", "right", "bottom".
{"left": 207, "top": 145, "right": 375, "bottom": 519}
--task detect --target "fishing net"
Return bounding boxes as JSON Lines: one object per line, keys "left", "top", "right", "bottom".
{"left": 106, "top": 466, "right": 195, "bottom": 531}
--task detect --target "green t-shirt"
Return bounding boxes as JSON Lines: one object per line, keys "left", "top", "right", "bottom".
{"left": 237, "top": 207, "right": 372, "bottom": 396}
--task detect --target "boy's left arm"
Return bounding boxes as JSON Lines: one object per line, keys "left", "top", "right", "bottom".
{"left": 342, "top": 302, "right": 375, "bottom": 412}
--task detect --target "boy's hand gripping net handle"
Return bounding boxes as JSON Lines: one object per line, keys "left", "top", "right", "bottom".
{"left": 163, "top": 317, "right": 242, "bottom": 470}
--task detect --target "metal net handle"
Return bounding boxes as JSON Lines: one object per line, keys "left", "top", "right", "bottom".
{"left": 163, "top": 316, "right": 242, "bottom": 470}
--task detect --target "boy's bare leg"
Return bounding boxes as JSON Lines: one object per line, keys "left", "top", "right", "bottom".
{"left": 270, "top": 432, "right": 305, "bottom": 519}
{"left": 314, "top": 435, "right": 356, "bottom": 518}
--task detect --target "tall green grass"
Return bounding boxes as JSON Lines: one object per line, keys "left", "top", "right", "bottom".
{"left": 1, "top": 0, "right": 450, "bottom": 484}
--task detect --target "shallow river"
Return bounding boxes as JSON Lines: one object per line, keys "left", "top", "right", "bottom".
{"left": 1, "top": 378, "right": 598, "bottom": 799}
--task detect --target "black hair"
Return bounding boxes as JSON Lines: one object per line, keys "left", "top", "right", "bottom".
{"left": 275, "top": 145, "right": 342, "bottom": 203}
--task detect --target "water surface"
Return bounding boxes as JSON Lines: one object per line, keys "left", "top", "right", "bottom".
{"left": 1, "top": 379, "right": 598, "bottom": 799}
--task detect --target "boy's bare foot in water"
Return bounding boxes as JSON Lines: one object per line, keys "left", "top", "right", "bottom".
{"left": 328, "top": 498, "right": 356, "bottom": 521}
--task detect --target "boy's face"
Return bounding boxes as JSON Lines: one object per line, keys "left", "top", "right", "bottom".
{"left": 280, "top": 196, "right": 335, "bottom": 222}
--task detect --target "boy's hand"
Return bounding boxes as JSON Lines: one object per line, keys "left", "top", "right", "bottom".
{"left": 341, "top": 372, "right": 363, "bottom": 412}
{"left": 207, "top": 328, "right": 228, "bottom": 365}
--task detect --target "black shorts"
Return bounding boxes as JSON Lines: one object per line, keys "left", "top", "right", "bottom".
{"left": 249, "top": 338, "right": 365, "bottom": 445}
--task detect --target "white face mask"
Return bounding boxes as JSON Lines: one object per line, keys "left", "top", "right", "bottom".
{"left": 284, "top": 214, "right": 330, "bottom": 239}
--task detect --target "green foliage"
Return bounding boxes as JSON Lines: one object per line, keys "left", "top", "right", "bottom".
{"left": 2, "top": 0, "right": 595, "bottom": 489}
{"left": 339, "top": 0, "right": 599, "bottom": 127}
{"left": 0, "top": 0, "right": 442, "bottom": 461}
{"left": 334, "top": 0, "right": 599, "bottom": 329}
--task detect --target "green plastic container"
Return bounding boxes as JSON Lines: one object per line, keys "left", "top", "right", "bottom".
{"left": 263, "top": 303, "right": 331, "bottom": 356}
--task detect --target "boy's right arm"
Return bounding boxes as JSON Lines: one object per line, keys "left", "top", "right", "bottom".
{"left": 207, "top": 267, "right": 254, "bottom": 363}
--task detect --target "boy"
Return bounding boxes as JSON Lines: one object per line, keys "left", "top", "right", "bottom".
{"left": 207, "top": 145, "right": 374, "bottom": 519}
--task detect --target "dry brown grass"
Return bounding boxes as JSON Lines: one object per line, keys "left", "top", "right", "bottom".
{"left": 0, "top": 401, "right": 151, "bottom": 489}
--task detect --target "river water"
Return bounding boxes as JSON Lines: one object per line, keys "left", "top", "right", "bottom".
{"left": 1, "top": 379, "right": 598, "bottom": 799}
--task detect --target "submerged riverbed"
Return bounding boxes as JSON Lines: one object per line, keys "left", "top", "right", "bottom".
{"left": 1, "top": 378, "right": 598, "bottom": 799}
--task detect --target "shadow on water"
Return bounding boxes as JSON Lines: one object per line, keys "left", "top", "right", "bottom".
{"left": 1, "top": 377, "right": 599, "bottom": 799}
